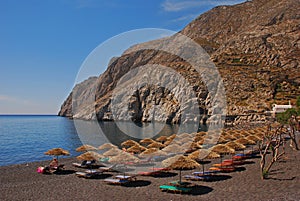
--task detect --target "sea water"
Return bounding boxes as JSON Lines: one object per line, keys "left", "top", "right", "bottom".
{"left": 0, "top": 115, "right": 207, "bottom": 166}
{"left": 0, "top": 115, "right": 82, "bottom": 166}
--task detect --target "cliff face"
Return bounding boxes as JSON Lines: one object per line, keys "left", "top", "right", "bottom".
{"left": 59, "top": 0, "right": 300, "bottom": 123}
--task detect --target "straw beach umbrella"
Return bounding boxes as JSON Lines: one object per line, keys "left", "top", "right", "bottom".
{"left": 139, "top": 148, "right": 158, "bottom": 157}
{"left": 188, "top": 149, "right": 213, "bottom": 174}
{"left": 206, "top": 151, "right": 221, "bottom": 159}
{"left": 225, "top": 141, "right": 246, "bottom": 151}
{"left": 76, "top": 151, "right": 103, "bottom": 161}
{"left": 121, "top": 140, "right": 139, "bottom": 147}
{"left": 167, "top": 134, "right": 177, "bottom": 140}
{"left": 108, "top": 152, "right": 140, "bottom": 164}
{"left": 98, "top": 143, "right": 117, "bottom": 150}
{"left": 163, "top": 156, "right": 200, "bottom": 183}
{"left": 139, "top": 138, "right": 155, "bottom": 145}
{"left": 126, "top": 144, "right": 146, "bottom": 154}
{"left": 76, "top": 144, "right": 97, "bottom": 152}
{"left": 109, "top": 152, "right": 140, "bottom": 176}
{"left": 156, "top": 136, "right": 168, "bottom": 144}
{"left": 44, "top": 148, "right": 70, "bottom": 170}
{"left": 212, "top": 144, "right": 235, "bottom": 155}
{"left": 211, "top": 144, "right": 235, "bottom": 163}
{"left": 147, "top": 142, "right": 165, "bottom": 149}
{"left": 246, "top": 135, "right": 261, "bottom": 142}
{"left": 162, "top": 144, "right": 184, "bottom": 154}
{"left": 103, "top": 148, "right": 123, "bottom": 157}
{"left": 235, "top": 138, "right": 257, "bottom": 153}
{"left": 44, "top": 148, "right": 70, "bottom": 160}
{"left": 235, "top": 138, "right": 256, "bottom": 146}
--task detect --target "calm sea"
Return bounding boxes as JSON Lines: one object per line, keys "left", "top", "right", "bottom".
{"left": 0, "top": 115, "right": 206, "bottom": 166}
{"left": 0, "top": 115, "right": 82, "bottom": 166}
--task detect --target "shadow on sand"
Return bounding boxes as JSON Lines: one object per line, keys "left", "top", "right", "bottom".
{"left": 189, "top": 185, "right": 213, "bottom": 196}
{"left": 151, "top": 172, "right": 178, "bottom": 178}
{"left": 86, "top": 173, "right": 113, "bottom": 180}
{"left": 123, "top": 180, "right": 151, "bottom": 187}
{"left": 234, "top": 167, "right": 246, "bottom": 172}
{"left": 204, "top": 174, "right": 232, "bottom": 182}
{"left": 54, "top": 169, "right": 77, "bottom": 175}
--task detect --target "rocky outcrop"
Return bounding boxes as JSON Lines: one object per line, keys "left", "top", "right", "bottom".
{"left": 58, "top": 0, "right": 300, "bottom": 124}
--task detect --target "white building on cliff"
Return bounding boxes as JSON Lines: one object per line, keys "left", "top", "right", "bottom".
{"left": 271, "top": 101, "right": 292, "bottom": 116}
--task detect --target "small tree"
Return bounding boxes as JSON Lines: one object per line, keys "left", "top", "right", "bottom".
{"left": 259, "top": 124, "right": 286, "bottom": 180}
{"left": 288, "top": 115, "right": 299, "bottom": 150}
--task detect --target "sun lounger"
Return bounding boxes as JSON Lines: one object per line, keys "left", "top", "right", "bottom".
{"left": 115, "top": 175, "right": 136, "bottom": 181}
{"left": 192, "top": 170, "right": 218, "bottom": 176}
{"left": 138, "top": 171, "right": 162, "bottom": 176}
{"left": 99, "top": 164, "right": 117, "bottom": 172}
{"left": 184, "top": 175, "right": 212, "bottom": 181}
{"left": 75, "top": 169, "right": 104, "bottom": 178}
{"left": 103, "top": 178, "right": 130, "bottom": 185}
{"left": 169, "top": 180, "right": 191, "bottom": 187}
{"left": 159, "top": 185, "right": 192, "bottom": 194}
{"left": 225, "top": 159, "right": 245, "bottom": 165}
{"left": 209, "top": 166, "right": 235, "bottom": 173}
{"left": 72, "top": 160, "right": 99, "bottom": 168}
{"left": 149, "top": 167, "right": 170, "bottom": 171}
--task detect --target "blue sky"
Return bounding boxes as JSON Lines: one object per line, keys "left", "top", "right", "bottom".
{"left": 0, "top": 0, "right": 245, "bottom": 114}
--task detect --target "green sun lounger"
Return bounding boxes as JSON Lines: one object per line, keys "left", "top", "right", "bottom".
{"left": 159, "top": 185, "right": 192, "bottom": 193}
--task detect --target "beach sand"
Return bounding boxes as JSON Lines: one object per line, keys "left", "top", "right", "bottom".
{"left": 1, "top": 145, "right": 299, "bottom": 201}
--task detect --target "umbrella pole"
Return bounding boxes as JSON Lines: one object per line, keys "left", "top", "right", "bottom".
{"left": 179, "top": 170, "right": 182, "bottom": 183}
{"left": 201, "top": 159, "right": 205, "bottom": 175}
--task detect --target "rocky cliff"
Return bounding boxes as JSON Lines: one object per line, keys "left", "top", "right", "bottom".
{"left": 58, "top": 0, "right": 300, "bottom": 124}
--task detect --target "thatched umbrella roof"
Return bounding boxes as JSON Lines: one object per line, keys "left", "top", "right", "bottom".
{"left": 246, "top": 135, "right": 261, "bottom": 142}
{"left": 232, "top": 133, "right": 243, "bottom": 139}
{"left": 206, "top": 151, "right": 221, "bottom": 159}
{"left": 126, "top": 145, "right": 146, "bottom": 154}
{"left": 108, "top": 152, "right": 140, "bottom": 164}
{"left": 139, "top": 148, "right": 158, "bottom": 157}
{"left": 44, "top": 148, "right": 70, "bottom": 157}
{"left": 177, "top": 133, "right": 190, "bottom": 139}
{"left": 162, "top": 144, "right": 184, "bottom": 153}
{"left": 235, "top": 138, "right": 256, "bottom": 145}
{"left": 76, "top": 144, "right": 97, "bottom": 152}
{"left": 76, "top": 151, "right": 103, "bottom": 161}
{"left": 225, "top": 141, "right": 246, "bottom": 151}
{"left": 187, "top": 149, "right": 220, "bottom": 160}
{"left": 163, "top": 155, "right": 200, "bottom": 183}
{"left": 167, "top": 134, "right": 177, "bottom": 141}
{"left": 222, "top": 134, "right": 237, "bottom": 141}
{"left": 44, "top": 148, "right": 70, "bottom": 164}
{"left": 121, "top": 140, "right": 139, "bottom": 147}
{"left": 187, "top": 149, "right": 217, "bottom": 173}
{"left": 147, "top": 142, "right": 166, "bottom": 149}
{"left": 161, "top": 155, "right": 181, "bottom": 167}
{"left": 217, "top": 137, "right": 229, "bottom": 144}
{"left": 193, "top": 135, "right": 204, "bottom": 143}
{"left": 98, "top": 143, "right": 118, "bottom": 150}
{"left": 179, "top": 137, "right": 193, "bottom": 144}
{"left": 139, "top": 148, "right": 168, "bottom": 157}
{"left": 156, "top": 136, "right": 168, "bottom": 143}
{"left": 103, "top": 148, "right": 123, "bottom": 157}
{"left": 211, "top": 144, "right": 235, "bottom": 155}
{"left": 139, "top": 138, "right": 156, "bottom": 145}
{"left": 166, "top": 156, "right": 200, "bottom": 170}
{"left": 188, "top": 150, "right": 207, "bottom": 160}
{"left": 196, "top": 131, "right": 207, "bottom": 137}
{"left": 164, "top": 140, "right": 173, "bottom": 146}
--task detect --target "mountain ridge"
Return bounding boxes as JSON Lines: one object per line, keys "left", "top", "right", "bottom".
{"left": 58, "top": 0, "right": 300, "bottom": 125}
